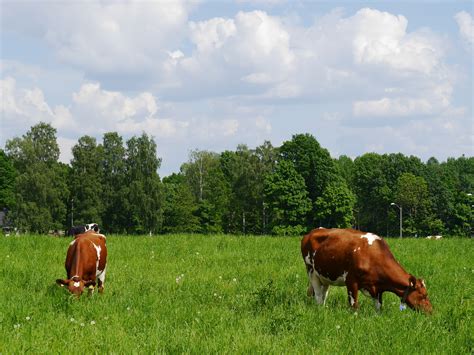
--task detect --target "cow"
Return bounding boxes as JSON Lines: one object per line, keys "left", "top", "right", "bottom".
{"left": 301, "top": 228, "right": 432, "bottom": 313}
{"left": 56, "top": 231, "right": 107, "bottom": 296}
{"left": 67, "top": 223, "right": 100, "bottom": 237}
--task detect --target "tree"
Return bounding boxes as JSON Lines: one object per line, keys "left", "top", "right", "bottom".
{"left": 125, "top": 133, "right": 163, "bottom": 234}
{"left": 162, "top": 173, "right": 200, "bottom": 233}
{"left": 279, "top": 134, "right": 338, "bottom": 228}
{"left": 314, "top": 179, "right": 355, "bottom": 228}
{"left": 220, "top": 145, "right": 263, "bottom": 234}
{"left": 101, "top": 132, "right": 128, "bottom": 233}
{"left": 182, "top": 150, "right": 230, "bottom": 234}
{"left": 264, "top": 160, "right": 311, "bottom": 235}
{"left": 0, "top": 149, "right": 16, "bottom": 210}
{"left": 5, "top": 123, "right": 68, "bottom": 233}
{"left": 69, "top": 136, "right": 104, "bottom": 226}
{"left": 394, "top": 173, "right": 432, "bottom": 236}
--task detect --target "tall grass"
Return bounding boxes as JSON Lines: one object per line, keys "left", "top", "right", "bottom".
{"left": 0, "top": 235, "right": 472, "bottom": 353}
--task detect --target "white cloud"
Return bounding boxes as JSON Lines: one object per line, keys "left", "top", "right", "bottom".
{"left": 455, "top": 11, "right": 474, "bottom": 46}
{"left": 3, "top": 1, "right": 193, "bottom": 77}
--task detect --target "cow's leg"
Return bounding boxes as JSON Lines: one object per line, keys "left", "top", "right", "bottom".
{"left": 366, "top": 287, "right": 383, "bottom": 312}
{"left": 346, "top": 282, "right": 359, "bottom": 309}
{"left": 308, "top": 270, "right": 328, "bottom": 305}
{"left": 374, "top": 293, "right": 382, "bottom": 312}
{"left": 97, "top": 267, "right": 106, "bottom": 293}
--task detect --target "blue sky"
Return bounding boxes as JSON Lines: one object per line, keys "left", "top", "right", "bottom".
{"left": 1, "top": 0, "right": 472, "bottom": 176}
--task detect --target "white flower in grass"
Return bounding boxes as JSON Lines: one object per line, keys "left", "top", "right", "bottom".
{"left": 70, "top": 318, "right": 75, "bottom": 322}
{"left": 26, "top": 316, "right": 31, "bottom": 321}
{"left": 214, "top": 293, "right": 218, "bottom": 297}
{"left": 80, "top": 323, "right": 85, "bottom": 327}
{"left": 233, "top": 278, "right": 237, "bottom": 282}
{"left": 90, "top": 320, "right": 96, "bottom": 325}
{"left": 13, "top": 323, "right": 21, "bottom": 329}
{"left": 127, "top": 307, "right": 131, "bottom": 311}
{"left": 336, "top": 325, "right": 341, "bottom": 330}
{"left": 219, "top": 276, "right": 222, "bottom": 280}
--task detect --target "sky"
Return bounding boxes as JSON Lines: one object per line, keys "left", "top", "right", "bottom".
{"left": 1, "top": 0, "right": 473, "bottom": 176}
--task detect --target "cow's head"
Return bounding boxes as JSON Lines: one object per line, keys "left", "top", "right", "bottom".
{"left": 85, "top": 223, "right": 99, "bottom": 233}
{"left": 404, "top": 275, "right": 433, "bottom": 314}
{"left": 56, "top": 276, "right": 96, "bottom": 296}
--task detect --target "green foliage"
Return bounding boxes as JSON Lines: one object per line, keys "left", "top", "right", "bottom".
{"left": 314, "top": 179, "right": 355, "bottom": 228}
{"left": 264, "top": 160, "right": 311, "bottom": 234}
{"left": 0, "top": 149, "right": 16, "bottom": 209}
{"left": 1, "top": 235, "right": 472, "bottom": 353}
{"left": 162, "top": 174, "right": 200, "bottom": 233}
{"left": 5, "top": 123, "right": 68, "bottom": 232}
{"left": 101, "top": 132, "right": 128, "bottom": 233}
{"left": 69, "top": 136, "right": 104, "bottom": 225}
{"left": 182, "top": 150, "right": 230, "bottom": 234}
{"left": 124, "top": 133, "right": 163, "bottom": 234}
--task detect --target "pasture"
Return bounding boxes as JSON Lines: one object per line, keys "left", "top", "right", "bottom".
{"left": 1, "top": 234, "right": 472, "bottom": 353}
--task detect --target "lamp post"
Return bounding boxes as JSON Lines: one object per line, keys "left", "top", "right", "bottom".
{"left": 390, "top": 202, "right": 402, "bottom": 238}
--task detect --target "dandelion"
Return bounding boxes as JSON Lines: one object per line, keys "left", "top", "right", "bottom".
{"left": 90, "top": 320, "right": 96, "bottom": 325}
{"left": 70, "top": 318, "right": 75, "bottom": 322}
{"left": 26, "top": 316, "right": 31, "bottom": 321}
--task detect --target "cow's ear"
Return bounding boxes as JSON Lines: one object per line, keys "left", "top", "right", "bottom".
{"left": 409, "top": 275, "right": 417, "bottom": 288}
{"left": 56, "top": 279, "right": 69, "bottom": 287}
{"left": 84, "top": 280, "right": 96, "bottom": 287}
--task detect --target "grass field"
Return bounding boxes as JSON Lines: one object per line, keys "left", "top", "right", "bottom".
{"left": 0, "top": 234, "right": 473, "bottom": 353}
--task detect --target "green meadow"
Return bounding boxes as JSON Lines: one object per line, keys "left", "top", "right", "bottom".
{"left": 0, "top": 235, "right": 472, "bottom": 353}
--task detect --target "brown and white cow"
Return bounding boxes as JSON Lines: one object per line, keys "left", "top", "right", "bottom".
{"left": 56, "top": 231, "right": 107, "bottom": 296}
{"left": 301, "top": 228, "right": 432, "bottom": 313}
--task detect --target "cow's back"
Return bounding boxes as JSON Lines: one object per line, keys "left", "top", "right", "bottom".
{"left": 301, "top": 228, "right": 395, "bottom": 283}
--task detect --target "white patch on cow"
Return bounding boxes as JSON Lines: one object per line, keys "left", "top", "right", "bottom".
{"left": 304, "top": 252, "right": 312, "bottom": 266}
{"left": 73, "top": 281, "right": 80, "bottom": 287}
{"left": 69, "top": 239, "right": 76, "bottom": 246}
{"left": 97, "top": 266, "right": 106, "bottom": 283}
{"left": 315, "top": 270, "right": 348, "bottom": 287}
{"left": 421, "top": 280, "right": 426, "bottom": 288}
{"left": 353, "top": 248, "right": 357, "bottom": 252}
{"left": 91, "top": 242, "right": 101, "bottom": 274}
{"left": 349, "top": 291, "right": 355, "bottom": 306}
{"left": 361, "top": 233, "right": 381, "bottom": 245}
{"left": 308, "top": 269, "right": 329, "bottom": 305}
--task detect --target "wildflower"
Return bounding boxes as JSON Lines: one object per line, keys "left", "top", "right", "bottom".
{"left": 336, "top": 325, "right": 341, "bottom": 330}
{"left": 127, "top": 307, "right": 131, "bottom": 311}
{"left": 26, "top": 316, "right": 31, "bottom": 321}
{"left": 233, "top": 278, "right": 237, "bottom": 282}
{"left": 219, "top": 276, "right": 222, "bottom": 280}
{"left": 90, "top": 320, "right": 96, "bottom": 325}
{"left": 70, "top": 318, "right": 75, "bottom": 322}
{"left": 214, "top": 293, "right": 218, "bottom": 297}
{"left": 14, "top": 323, "right": 21, "bottom": 329}
{"left": 80, "top": 323, "right": 85, "bottom": 327}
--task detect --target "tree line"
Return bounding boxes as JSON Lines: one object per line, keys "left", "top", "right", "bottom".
{"left": 0, "top": 122, "right": 472, "bottom": 237}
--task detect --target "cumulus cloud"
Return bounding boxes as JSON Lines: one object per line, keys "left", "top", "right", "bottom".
{"left": 455, "top": 11, "right": 474, "bottom": 46}
{"left": 3, "top": 1, "right": 193, "bottom": 81}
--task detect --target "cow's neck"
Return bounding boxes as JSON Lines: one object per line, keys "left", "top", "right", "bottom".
{"left": 383, "top": 259, "right": 411, "bottom": 297}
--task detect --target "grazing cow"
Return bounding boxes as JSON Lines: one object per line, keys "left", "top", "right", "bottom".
{"left": 301, "top": 228, "right": 432, "bottom": 313}
{"left": 67, "top": 223, "right": 100, "bottom": 237}
{"left": 56, "top": 232, "right": 107, "bottom": 296}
